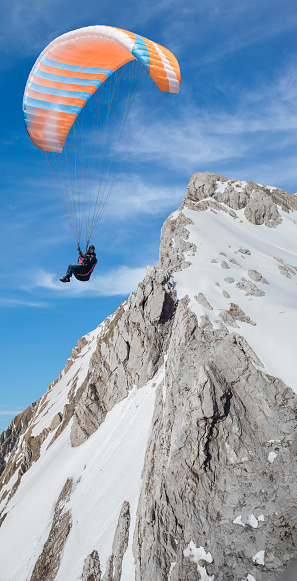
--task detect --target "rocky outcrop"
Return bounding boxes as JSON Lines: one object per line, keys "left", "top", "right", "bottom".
{"left": 1, "top": 171, "right": 296, "bottom": 581}
{"left": 157, "top": 212, "right": 197, "bottom": 272}
{"left": 186, "top": 171, "right": 297, "bottom": 227}
{"left": 133, "top": 298, "right": 297, "bottom": 581}
{"left": 81, "top": 501, "right": 131, "bottom": 581}
{"left": 102, "top": 501, "right": 131, "bottom": 581}
{"left": 30, "top": 478, "right": 73, "bottom": 581}
{"left": 0, "top": 402, "right": 38, "bottom": 478}
{"left": 81, "top": 550, "right": 102, "bottom": 581}
{"left": 71, "top": 268, "right": 177, "bottom": 446}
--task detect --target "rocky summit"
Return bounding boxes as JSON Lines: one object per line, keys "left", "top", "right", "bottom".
{"left": 0, "top": 172, "right": 297, "bottom": 581}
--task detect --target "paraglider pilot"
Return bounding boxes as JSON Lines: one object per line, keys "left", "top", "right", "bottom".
{"left": 60, "top": 245, "right": 97, "bottom": 282}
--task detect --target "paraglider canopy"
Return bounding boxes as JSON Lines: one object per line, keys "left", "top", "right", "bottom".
{"left": 23, "top": 26, "right": 181, "bottom": 153}
{"left": 23, "top": 26, "right": 181, "bottom": 247}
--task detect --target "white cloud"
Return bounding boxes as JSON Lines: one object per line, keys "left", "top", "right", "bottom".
{"left": 0, "top": 410, "right": 22, "bottom": 416}
{"left": 103, "top": 176, "right": 184, "bottom": 219}
{"left": 0, "top": 297, "right": 49, "bottom": 308}
{"left": 27, "top": 265, "right": 146, "bottom": 297}
{"left": 126, "top": 64, "right": 297, "bottom": 177}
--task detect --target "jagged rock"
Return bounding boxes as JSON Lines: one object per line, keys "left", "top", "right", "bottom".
{"left": 103, "top": 501, "right": 130, "bottom": 581}
{"left": 112, "top": 501, "right": 130, "bottom": 581}
{"left": 248, "top": 269, "right": 269, "bottom": 284}
{"left": 72, "top": 336, "right": 88, "bottom": 358}
{"left": 157, "top": 212, "right": 196, "bottom": 271}
{"left": 229, "top": 257, "right": 241, "bottom": 267}
{"left": 238, "top": 248, "right": 251, "bottom": 255}
{"left": 133, "top": 299, "right": 297, "bottom": 581}
{"left": 194, "top": 293, "right": 213, "bottom": 310}
{"left": 0, "top": 402, "right": 37, "bottom": 480}
{"left": 278, "top": 264, "right": 296, "bottom": 279}
{"left": 71, "top": 271, "right": 178, "bottom": 446}
{"left": 235, "top": 277, "right": 266, "bottom": 297}
{"left": 81, "top": 550, "right": 102, "bottom": 581}
{"left": 219, "top": 303, "right": 257, "bottom": 327}
{"left": 186, "top": 171, "right": 220, "bottom": 201}
{"left": 30, "top": 478, "right": 73, "bottom": 581}
{"left": 244, "top": 189, "right": 282, "bottom": 227}
{"left": 50, "top": 412, "right": 62, "bottom": 431}
{"left": 222, "top": 290, "right": 230, "bottom": 298}
{"left": 185, "top": 172, "right": 297, "bottom": 229}
{"left": 1, "top": 170, "right": 297, "bottom": 581}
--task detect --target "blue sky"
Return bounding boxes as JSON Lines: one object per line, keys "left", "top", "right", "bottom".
{"left": 1, "top": 0, "right": 296, "bottom": 432}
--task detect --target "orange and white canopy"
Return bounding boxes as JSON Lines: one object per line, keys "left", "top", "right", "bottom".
{"left": 23, "top": 26, "right": 181, "bottom": 153}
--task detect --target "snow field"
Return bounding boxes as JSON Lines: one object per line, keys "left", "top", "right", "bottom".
{"left": 0, "top": 366, "right": 163, "bottom": 581}
{"left": 173, "top": 204, "right": 297, "bottom": 391}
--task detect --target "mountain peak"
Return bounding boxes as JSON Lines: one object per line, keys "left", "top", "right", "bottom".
{"left": 1, "top": 171, "right": 297, "bottom": 581}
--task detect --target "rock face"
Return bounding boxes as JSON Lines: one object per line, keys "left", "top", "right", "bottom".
{"left": 0, "top": 171, "right": 297, "bottom": 581}
{"left": 186, "top": 171, "right": 297, "bottom": 227}
{"left": 30, "top": 478, "right": 73, "bottom": 581}
{"left": 133, "top": 299, "right": 297, "bottom": 581}
{"left": 70, "top": 268, "right": 177, "bottom": 447}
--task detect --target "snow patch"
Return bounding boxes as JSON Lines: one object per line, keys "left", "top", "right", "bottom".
{"left": 268, "top": 451, "right": 277, "bottom": 463}
{"left": 184, "top": 541, "right": 214, "bottom": 580}
{"left": 233, "top": 515, "right": 245, "bottom": 527}
{"left": 168, "top": 561, "right": 176, "bottom": 580}
{"left": 247, "top": 514, "right": 258, "bottom": 529}
{"left": 252, "top": 550, "right": 265, "bottom": 565}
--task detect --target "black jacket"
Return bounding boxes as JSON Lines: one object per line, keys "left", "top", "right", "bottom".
{"left": 78, "top": 249, "right": 97, "bottom": 274}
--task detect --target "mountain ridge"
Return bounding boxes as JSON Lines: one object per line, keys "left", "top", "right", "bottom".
{"left": 0, "top": 171, "right": 296, "bottom": 581}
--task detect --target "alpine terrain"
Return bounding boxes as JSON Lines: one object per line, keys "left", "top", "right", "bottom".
{"left": 0, "top": 171, "right": 297, "bottom": 581}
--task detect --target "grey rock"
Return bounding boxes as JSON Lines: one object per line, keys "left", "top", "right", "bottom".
{"left": 244, "top": 189, "right": 283, "bottom": 227}
{"left": 248, "top": 270, "right": 269, "bottom": 284}
{"left": 238, "top": 248, "right": 251, "bottom": 255}
{"left": 103, "top": 501, "right": 130, "bottom": 581}
{"left": 185, "top": 173, "right": 297, "bottom": 230}
{"left": 194, "top": 293, "right": 213, "bottom": 310}
{"left": 50, "top": 412, "right": 62, "bottom": 431}
{"left": 229, "top": 258, "right": 242, "bottom": 267}
{"left": 30, "top": 479, "right": 73, "bottom": 581}
{"left": 222, "top": 290, "right": 231, "bottom": 299}
{"left": 71, "top": 270, "right": 177, "bottom": 446}
{"left": 224, "top": 277, "right": 235, "bottom": 284}
{"left": 81, "top": 550, "right": 102, "bottom": 581}
{"left": 157, "top": 211, "right": 196, "bottom": 272}
{"left": 221, "top": 261, "right": 230, "bottom": 269}
{"left": 278, "top": 264, "right": 296, "bottom": 279}
{"left": 235, "top": 277, "right": 266, "bottom": 297}
{"left": 133, "top": 299, "right": 297, "bottom": 581}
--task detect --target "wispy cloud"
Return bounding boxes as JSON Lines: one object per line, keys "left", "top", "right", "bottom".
{"left": 194, "top": 11, "right": 297, "bottom": 68}
{"left": 26, "top": 265, "right": 146, "bottom": 296}
{"left": 0, "top": 297, "right": 49, "bottom": 308}
{"left": 0, "top": 0, "right": 188, "bottom": 62}
{"left": 128, "top": 64, "right": 297, "bottom": 174}
{"left": 0, "top": 410, "right": 22, "bottom": 416}
{"left": 100, "top": 177, "right": 184, "bottom": 219}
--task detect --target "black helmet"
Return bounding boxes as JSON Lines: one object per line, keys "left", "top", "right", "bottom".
{"left": 88, "top": 244, "right": 95, "bottom": 251}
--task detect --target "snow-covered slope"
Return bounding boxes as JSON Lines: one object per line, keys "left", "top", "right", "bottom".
{"left": 174, "top": 196, "right": 297, "bottom": 390}
{"left": 0, "top": 171, "right": 296, "bottom": 581}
